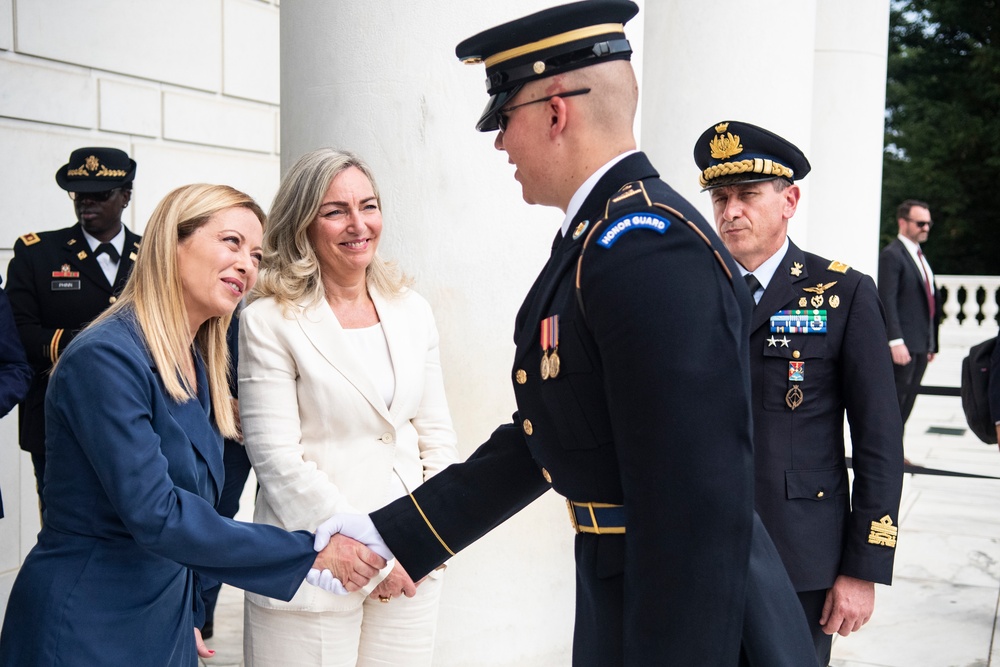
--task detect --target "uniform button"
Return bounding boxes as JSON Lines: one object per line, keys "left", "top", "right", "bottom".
{"left": 515, "top": 369, "right": 527, "bottom": 384}
{"left": 793, "top": 350, "right": 801, "bottom": 359}
{"left": 380, "top": 432, "right": 394, "bottom": 444}
{"left": 522, "top": 419, "right": 533, "bottom": 436}
{"left": 816, "top": 490, "right": 825, "bottom": 498}
{"left": 109, "top": 296, "right": 117, "bottom": 304}
{"left": 541, "top": 468, "right": 552, "bottom": 483}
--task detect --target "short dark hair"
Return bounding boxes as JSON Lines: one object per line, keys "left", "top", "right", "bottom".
{"left": 897, "top": 199, "right": 930, "bottom": 220}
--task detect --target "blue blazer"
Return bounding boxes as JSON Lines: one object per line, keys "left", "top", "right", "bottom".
{"left": 0, "top": 311, "right": 316, "bottom": 667}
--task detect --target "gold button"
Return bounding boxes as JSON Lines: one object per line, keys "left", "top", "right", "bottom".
{"left": 816, "top": 490, "right": 825, "bottom": 498}
{"left": 515, "top": 369, "right": 527, "bottom": 384}
{"left": 541, "top": 468, "right": 552, "bottom": 483}
{"left": 380, "top": 432, "right": 394, "bottom": 444}
{"left": 109, "top": 296, "right": 117, "bottom": 304}
{"left": 793, "top": 350, "right": 801, "bottom": 359}
{"left": 522, "top": 419, "right": 533, "bottom": 436}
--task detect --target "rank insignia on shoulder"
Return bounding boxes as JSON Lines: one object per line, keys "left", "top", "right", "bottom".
{"left": 868, "top": 515, "right": 897, "bottom": 548}
{"left": 20, "top": 232, "right": 41, "bottom": 246}
{"left": 827, "top": 260, "right": 850, "bottom": 274}
{"left": 572, "top": 220, "right": 590, "bottom": 240}
{"left": 790, "top": 262, "right": 803, "bottom": 277}
{"left": 597, "top": 213, "right": 671, "bottom": 249}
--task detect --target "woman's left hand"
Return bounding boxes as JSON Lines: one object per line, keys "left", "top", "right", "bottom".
{"left": 194, "top": 627, "right": 215, "bottom": 659}
{"left": 369, "top": 560, "right": 418, "bottom": 602}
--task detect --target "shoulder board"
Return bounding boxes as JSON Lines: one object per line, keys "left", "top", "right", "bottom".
{"left": 827, "top": 260, "right": 850, "bottom": 274}
{"left": 19, "top": 232, "right": 41, "bottom": 246}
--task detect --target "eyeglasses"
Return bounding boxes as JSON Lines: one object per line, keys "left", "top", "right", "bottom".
{"left": 496, "top": 88, "right": 591, "bottom": 133}
{"left": 905, "top": 217, "right": 933, "bottom": 229}
{"left": 68, "top": 188, "right": 121, "bottom": 202}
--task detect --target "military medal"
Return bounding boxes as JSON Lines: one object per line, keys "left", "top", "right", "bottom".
{"left": 51, "top": 264, "right": 79, "bottom": 278}
{"left": 829, "top": 295, "right": 840, "bottom": 309}
{"left": 798, "top": 297, "right": 807, "bottom": 307}
{"left": 785, "top": 385, "right": 803, "bottom": 410}
{"left": 540, "top": 315, "right": 560, "bottom": 379}
{"left": 770, "top": 310, "right": 827, "bottom": 334}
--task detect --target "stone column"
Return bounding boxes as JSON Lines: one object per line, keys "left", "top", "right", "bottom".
{"left": 640, "top": 0, "right": 890, "bottom": 277}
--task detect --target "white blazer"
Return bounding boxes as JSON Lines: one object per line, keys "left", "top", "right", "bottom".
{"left": 239, "top": 287, "right": 459, "bottom": 612}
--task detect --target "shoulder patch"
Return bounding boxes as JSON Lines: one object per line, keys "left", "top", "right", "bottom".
{"left": 827, "top": 260, "right": 850, "bottom": 274}
{"left": 597, "top": 213, "right": 671, "bottom": 249}
{"left": 19, "top": 232, "right": 41, "bottom": 246}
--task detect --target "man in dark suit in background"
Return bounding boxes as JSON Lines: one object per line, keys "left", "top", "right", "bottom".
{"left": 0, "top": 274, "right": 33, "bottom": 519}
{"left": 6, "top": 147, "right": 140, "bottom": 512}
{"left": 878, "top": 199, "right": 939, "bottom": 430}
{"left": 694, "top": 121, "right": 904, "bottom": 667}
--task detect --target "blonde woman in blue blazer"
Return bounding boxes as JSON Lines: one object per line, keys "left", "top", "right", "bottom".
{"left": 240, "top": 149, "right": 459, "bottom": 667}
{"left": 0, "top": 184, "right": 387, "bottom": 667}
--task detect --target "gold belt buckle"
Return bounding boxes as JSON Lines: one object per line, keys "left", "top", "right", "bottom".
{"left": 567, "top": 499, "right": 581, "bottom": 533}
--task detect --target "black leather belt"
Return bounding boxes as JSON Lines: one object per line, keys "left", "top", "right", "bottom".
{"left": 567, "top": 500, "right": 625, "bottom": 534}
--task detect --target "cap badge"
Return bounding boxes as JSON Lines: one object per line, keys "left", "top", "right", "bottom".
{"left": 533, "top": 61, "right": 546, "bottom": 75}
{"left": 710, "top": 128, "right": 743, "bottom": 160}
{"left": 67, "top": 154, "right": 128, "bottom": 178}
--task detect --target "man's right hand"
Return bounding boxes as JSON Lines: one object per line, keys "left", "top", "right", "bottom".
{"left": 890, "top": 343, "right": 911, "bottom": 366}
{"left": 310, "top": 534, "right": 387, "bottom": 593}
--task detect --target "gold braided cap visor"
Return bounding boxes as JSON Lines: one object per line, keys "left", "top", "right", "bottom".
{"left": 699, "top": 157, "right": 795, "bottom": 188}
{"left": 468, "top": 23, "right": 625, "bottom": 68}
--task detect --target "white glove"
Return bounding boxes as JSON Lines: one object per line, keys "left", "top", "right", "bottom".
{"left": 313, "top": 513, "right": 393, "bottom": 560}
{"left": 305, "top": 567, "right": 348, "bottom": 594}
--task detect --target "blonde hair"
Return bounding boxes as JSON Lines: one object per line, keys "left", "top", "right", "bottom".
{"left": 90, "top": 184, "right": 265, "bottom": 438}
{"left": 252, "top": 148, "right": 410, "bottom": 310}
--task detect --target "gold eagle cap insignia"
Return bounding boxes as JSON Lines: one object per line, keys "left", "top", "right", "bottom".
{"left": 710, "top": 131, "right": 743, "bottom": 160}
{"left": 802, "top": 281, "right": 838, "bottom": 295}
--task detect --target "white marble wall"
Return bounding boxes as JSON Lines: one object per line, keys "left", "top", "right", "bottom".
{"left": 0, "top": 0, "right": 281, "bottom": 620}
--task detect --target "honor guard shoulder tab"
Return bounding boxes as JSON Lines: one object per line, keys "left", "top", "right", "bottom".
{"left": 19, "top": 232, "right": 41, "bottom": 246}
{"left": 827, "top": 260, "right": 850, "bottom": 274}
{"left": 574, "top": 181, "right": 734, "bottom": 320}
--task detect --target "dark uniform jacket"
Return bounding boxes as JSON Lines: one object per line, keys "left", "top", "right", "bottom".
{"left": 371, "top": 153, "right": 814, "bottom": 666}
{"left": 751, "top": 241, "right": 903, "bottom": 592}
{"left": 6, "top": 223, "right": 140, "bottom": 455}
{"left": 0, "top": 275, "right": 33, "bottom": 518}
{"left": 877, "top": 238, "right": 939, "bottom": 355}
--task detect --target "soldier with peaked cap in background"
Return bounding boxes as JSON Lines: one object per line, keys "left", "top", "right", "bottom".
{"left": 694, "top": 121, "right": 904, "bottom": 666}
{"left": 311, "top": 2, "right": 816, "bottom": 664}
{"left": 7, "top": 147, "right": 141, "bottom": 513}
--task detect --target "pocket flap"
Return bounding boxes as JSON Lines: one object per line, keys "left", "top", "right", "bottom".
{"left": 785, "top": 466, "right": 848, "bottom": 500}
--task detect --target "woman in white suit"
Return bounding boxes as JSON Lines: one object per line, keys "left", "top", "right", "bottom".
{"left": 240, "top": 148, "right": 459, "bottom": 667}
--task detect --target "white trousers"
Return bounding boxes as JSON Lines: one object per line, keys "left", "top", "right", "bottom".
{"left": 244, "top": 574, "right": 444, "bottom": 667}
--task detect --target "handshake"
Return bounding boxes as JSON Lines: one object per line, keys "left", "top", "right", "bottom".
{"left": 306, "top": 514, "right": 417, "bottom": 600}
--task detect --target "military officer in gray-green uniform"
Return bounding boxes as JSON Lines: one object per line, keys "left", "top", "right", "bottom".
{"left": 7, "top": 147, "right": 140, "bottom": 513}
{"left": 694, "top": 120, "right": 904, "bottom": 667}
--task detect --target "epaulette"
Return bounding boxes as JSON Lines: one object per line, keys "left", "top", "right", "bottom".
{"left": 827, "top": 260, "right": 850, "bottom": 274}
{"left": 574, "top": 180, "right": 734, "bottom": 319}
{"left": 19, "top": 232, "right": 41, "bottom": 246}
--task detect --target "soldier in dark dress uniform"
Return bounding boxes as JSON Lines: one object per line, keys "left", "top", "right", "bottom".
{"left": 6, "top": 147, "right": 141, "bottom": 512}
{"left": 694, "top": 121, "right": 905, "bottom": 666}
{"left": 312, "top": 3, "right": 815, "bottom": 665}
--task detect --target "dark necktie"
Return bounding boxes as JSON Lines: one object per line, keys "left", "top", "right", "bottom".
{"left": 95, "top": 243, "right": 120, "bottom": 263}
{"left": 744, "top": 273, "right": 762, "bottom": 303}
